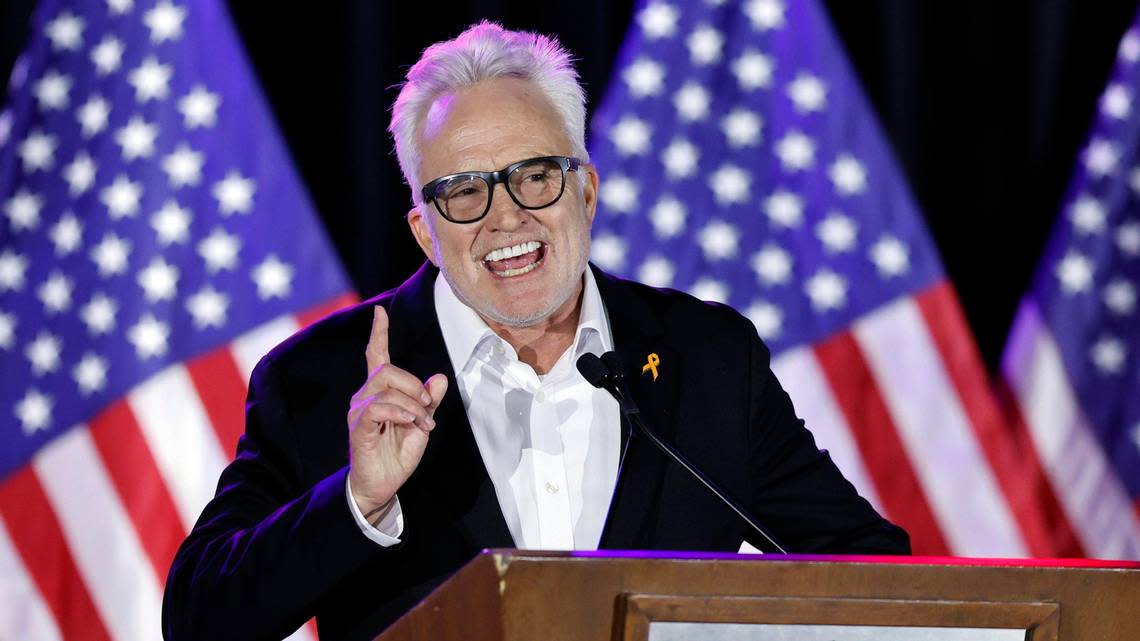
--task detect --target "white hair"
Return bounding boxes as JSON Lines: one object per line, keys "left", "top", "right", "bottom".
{"left": 389, "top": 21, "right": 589, "bottom": 206}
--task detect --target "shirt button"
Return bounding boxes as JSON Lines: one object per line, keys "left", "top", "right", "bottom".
{"left": 535, "top": 389, "right": 546, "bottom": 403}
{"left": 545, "top": 481, "right": 559, "bottom": 494}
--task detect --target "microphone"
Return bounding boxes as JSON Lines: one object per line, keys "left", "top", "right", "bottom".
{"left": 577, "top": 352, "right": 789, "bottom": 554}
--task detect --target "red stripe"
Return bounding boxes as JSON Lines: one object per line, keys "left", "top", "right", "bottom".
{"left": 306, "top": 618, "right": 319, "bottom": 638}
{"left": 915, "top": 282, "right": 1084, "bottom": 557}
{"left": 88, "top": 400, "right": 188, "bottom": 581}
{"left": 296, "top": 292, "right": 358, "bottom": 329}
{"left": 186, "top": 347, "right": 250, "bottom": 459}
{"left": 814, "top": 330, "right": 952, "bottom": 555}
{"left": 0, "top": 467, "right": 113, "bottom": 641}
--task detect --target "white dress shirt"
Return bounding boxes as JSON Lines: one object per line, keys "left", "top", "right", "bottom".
{"left": 348, "top": 269, "right": 621, "bottom": 550}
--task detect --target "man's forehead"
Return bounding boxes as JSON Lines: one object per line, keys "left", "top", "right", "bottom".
{"left": 422, "top": 92, "right": 458, "bottom": 142}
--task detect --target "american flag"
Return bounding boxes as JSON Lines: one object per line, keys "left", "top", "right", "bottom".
{"left": 1000, "top": 15, "right": 1140, "bottom": 560}
{"left": 0, "top": 0, "right": 353, "bottom": 639}
{"left": 588, "top": 0, "right": 1058, "bottom": 557}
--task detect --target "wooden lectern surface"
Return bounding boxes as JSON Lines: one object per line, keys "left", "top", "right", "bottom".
{"left": 376, "top": 551, "right": 1140, "bottom": 641}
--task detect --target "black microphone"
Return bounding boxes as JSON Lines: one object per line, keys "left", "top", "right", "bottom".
{"left": 577, "top": 352, "right": 789, "bottom": 554}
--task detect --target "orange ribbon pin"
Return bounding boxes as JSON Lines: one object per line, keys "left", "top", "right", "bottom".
{"left": 642, "top": 353, "right": 660, "bottom": 381}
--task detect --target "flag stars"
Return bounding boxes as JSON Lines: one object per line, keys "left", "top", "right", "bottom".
{"left": 744, "top": 0, "right": 786, "bottom": 31}
{"left": 4, "top": 190, "right": 43, "bottom": 231}
{"left": 1101, "top": 84, "right": 1131, "bottom": 119}
{"left": 817, "top": 212, "right": 858, "bottom": 252}
{"left": 128, "top": 314, "right": 170, "bottom": 359}
{"left": 45, "top": 11, "right": 85, "bottom": 51}
{"left": 1070, "top": 196, "right": 1107, "bottom": 234}
{"left": 870, "top": 236, "right": 910, "bottom": 277}
{"left": 721, "top": 108, "right": 762, "bottom": 148}
{"left": 637, "top": 255, "right": 675, "bottom": 287}
{"left": 49, "top": 214, "right": 82, "bottom": 255}
{"left": 708, "top": 164, "right": 751, "bottom": 205}
{"left": 623, "top": 58, "right": 666, "bottom": 98}
{"left": 698, "top": 220, "right": 740, "bottom": 259}
{"left": 162, "top": 144, "right": 204, "bottom": 187}
{"left": 128, "top": 57, "right": 173, "bottom": 102}
{"left": 639, "top": 2, "right": 679, "bottom": 39}
{"left": 590, "top": 234, "right": 627, "bottom": 271}
{"left": 76, "top": 95, "right": 111, "bottom": 137}
{"left": 37, "top": 272, "right": 73, "bottom": 314}
{"left": 101, "top": 175, "right": 143, "bottom": 218}
{"left": 151, "top": 200, "right": 192, "bottom": 245}
{"left": 15, "top": 389, "right": 52, "bottom": 435}
{"left": 1055, "top": 250, "right": 1094, "bottom": 293}
{"left": 1090, "top": 336, "right": 1126, "bottom": 375}
{"left": 732, "top": 49, "right": 774, "bottom": 91}
{"left": 829, "top": 154, "right": 867, "bottom": 195}
{"left": 662, "top": 138, "right": 699, "bottom": 179}
{"left": 1104, "top": 279, "right": 1136, "bottom": 315}
{"left": 746, "top": 300, "right": 783, "bottom": 340}
{"left": 805, "top": 269, "right": 847, "bottom": 311}
{"left": 763, "top": 189, "right": 804, "bottom": 229}
{"left": 751, "top": 245, "right": 793, "bottom": 285}
{"left": 690, "top": 278, "right": 729, "bottom": 304}
{"left": 251, "top": 255, "right": 294, "bottom": 300}
{"left": 106, "top": 0, "right": 133, "bottom": 15}
{"left": 186, "top": 286, "right": 229, "bottom": 329}
{"left": 90, "top": 36, "right": 124, "bottom": 75}
{"left": 213, "top": 171, "right": 256, "bottom": 215}
{"left": 0, "top": 311, "right": 15, "bottom": 349}
{"left": 687, "top": 25, "right": 724, "bottom": 65}
{"left": 138, "top": 257, "right": 179, "bottom": 302}
{"left": 787, "top": 73, "right": 827, "bottom": 113}
{"left": 81, "top": 293, "right": 117, "bottom": 335}
{"left": 26, "top": 332, "right": 63, "bottom": 375}
{"left": 1083, "top": 139, "right": 1119, "bottom": 177}
{"left": 600, "top": 175, "right": 639, "bottom": 214}
{"left": 18, "top": 130, "right": 57, "bottom": 172}
{"left": 1119, "top": 30, "right": 1140, "bottom": 62}
{"left": 115, "top": 116, "right": 159, "bottom": 160}
{"left": 650, "top": 196, "right": 686, "bottom": 238}
{"left": 144, "top": 0, "right": 187, "bottom": 42}
{"left": 1132, "top": 423, "right": 1140, "bottom": 453}
{"left": 198, "top": 227, "right": 241, "bottom": 272}
{"left": 90, "top": 232, "right": 132, "bottom": 277}
{"left": 33, "top": 71, "right": 71, "bottom": 110}
{"left": 179, "top": 86, "right": 220, "bottom": 128}
{"left": 610, "top": 116, "right": 653, "bottom": 156}
{"left": 1116, "top": 221, "right": 1140, "bottom": 256}
{"left": 674, "top": 83, "right": 711, "bottom": 121}
{"left": 73, "top": 354, "right": 109, "bottom": 395}
{"left": 63, "top": 152, "right": 97, "bottom": 195}
{"left": 775, "top": 130, "right": 816, "bottom": 171}
{"left": 0, "top": 250, "right": 29, "bottom": 291}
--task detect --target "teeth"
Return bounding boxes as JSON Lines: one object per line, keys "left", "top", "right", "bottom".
{"left": 483, "top": 240, "right": 541, "bottom": 263}
{"left": 496, "top": 262, "right": 540, "bottom": 277}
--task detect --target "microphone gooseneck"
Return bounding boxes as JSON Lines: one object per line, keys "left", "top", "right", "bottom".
{"left": 576, "top": 351, "right": 789, "bottom": 554}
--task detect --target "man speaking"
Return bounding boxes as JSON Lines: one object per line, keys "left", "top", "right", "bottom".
{"left": 163, "top": 22, "right": 908, "bottom": 641}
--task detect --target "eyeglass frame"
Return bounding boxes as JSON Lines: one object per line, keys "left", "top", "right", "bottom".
{"left": 420, "top": 155, "right": 583, "bottom": 224}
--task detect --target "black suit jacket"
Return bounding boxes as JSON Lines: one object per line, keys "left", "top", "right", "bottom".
{"left": 162, "top": 263, "right": 908, "bottom": 641}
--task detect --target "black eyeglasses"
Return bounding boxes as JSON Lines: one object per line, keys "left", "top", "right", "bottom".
{"left": 421, "top": 155, "right": 582, "bottom": 224}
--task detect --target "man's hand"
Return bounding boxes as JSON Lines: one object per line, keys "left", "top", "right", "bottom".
{"left": 347, "top": 306, "right": 448, "bottom": 516}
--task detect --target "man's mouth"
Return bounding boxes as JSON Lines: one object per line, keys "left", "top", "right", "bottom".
{"left": 482, "top": 240, "right": 546, "bottom": 277}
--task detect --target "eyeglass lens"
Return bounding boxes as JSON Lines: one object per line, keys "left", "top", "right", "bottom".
{"left": 434, "top": 157, "right": 566, "bottom": 221}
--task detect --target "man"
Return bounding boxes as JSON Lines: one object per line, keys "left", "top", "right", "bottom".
{"left": 163, "top": 22, "right": 908, "bottom": 641}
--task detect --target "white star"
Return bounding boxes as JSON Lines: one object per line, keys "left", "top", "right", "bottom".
{"left": 746, "top": 300, "right": 783, "bottom": 340}
{"left": 128, "top": 57, "right": 173, "bottom": 102}
{"left": 76, "top": 95, "right": 111, "bottom": 137}
{"left": 179, "top": 86, "right": 220, "bottom": 128}
{"left": 623, "top": 57, "right": 666, "bottom": 98}
{"left": 1130, "top": 168, "right": 1140, "bottom": 195}
{"left": 0, "top": 311, "right": 15, "bottom": 349}
{"left": 45, "top": 11, "right": 85, "bottom": 51}
{"left": 37, "top": 272, "right": 73, "bottom": 314}
{"left": 708, "top": 164, "right": 750, "bottom": 205}
{"left": 198, "top": 227, "right": 240, "bottom": 271}
{"left": 62, "top": 152, "right": 97, "bottom": 195}
{"left": 1120, "top": 30, "right": 1140, "bottom": 62}
{"left": 25, "top": 332, "right": 62, "bottom": 375}
{"left": 590, "top": 234, "right": 627, "bottom": 271}
{"left": 151, "top": 200, "right": 192, "bottom": 245}
{"left": 90, "top": 233, "right": 132, "bottom": 277}
{"left": 871, "top": 236, "right": 910, "bottom": 277}
{"left": 101, "top": 175, "right": 143, "bottom": 218}
{"left": 115, "top": 116, "right": 159, "bottom": 160}
{"left": 751, "top": 244, "right": 793, "bottom": 285}
{"left": 128, "top": 314, "right": 170, "bottom": 359}
{"left": 1132, "top": 423, "right": 1140, "bottom": 453}
{"left": 162, "top": 144, "right": 204, "bottom": 187}
{"left": 1055, "top": 250, "right": 1094, "bottom": 293}
{"left": 18, "top": 130, "right": 56, "bottom": 172}
{"left": 829, "top": 154, "right": 867, "bottom": 195}
{"left": 817, "top": 212, "right": 858, "bottom": 253}
{"left": 600, "top": 175, "right": 639, "bottom": 214}
{"left": 251, "top": 255, "right": 294, "bottom": 300}
{"left": 698, "top": 220, "right": 739, "bottom": 260}
{"left": 90, "top": 36, "right": 124, "bottom": 75}
{"left": 687, "top": 25, "right": 723, "bottom": 65}
{"left": 49, "top": 214, "right": 82, "bottom": 255}
{"left": 637, "top": 255, "right": 674, "bottom": 287}
{"left": 106, "top": 0, "right": 133, "bottom": 15}
{"left": 144, "top": 0, "right": 186, "bottom": 42}
{"left": 80, "top": 293, "right": 117, "bottom": 335}
{"left": 33, "top": 71, "right": 71, "bottom": 110}
{"left": 138, "top": 257, "right": 179, "bottom": 302}
{"left": 213, "top": 171, "right": 256, "bottom": 215}
{"left": 674, "top": 83, "right": 710, "bottom": 121}
{"left": 1104, "top": 279, "right": 1136, "bottom": 315}
{"left": 186, "top": 285, "right": 229, "bottom": 329}
{"left": 763, "top": 189, "right": 804, "bottom": 228}
{"left": 805, "top": 269, "right": 847, "bottom": 311}
{"left": 690, "top": 278, "right": 729, "bottom": 303}
{"left": 775, "top": 130, "right": 816, "bottom": 171}
{"left": 4, "top": 190, "right": 43, "bottom": 231}
{"left": 732, "top": 49, "right": 774, "bottom": 91}
{"left": 1070, "top": 196, "right": 1107, "bottom": 234}
{"left": 15, "top": 389, "right": 52, "bottom": 435}
{"left": 787, "top": 73, "right": 827, "bottom": 113}
{"left": 0, "top": 111, "right": 9, "bottom": 146}
{"left": 610, "top": 115, "right": 652, "bottom": 156}
{"left": 721, "top": 108, "right": 762, "bottom": 147}
{"left": 639, "top": 2, "right": 679, "bottom": 39}
{"left": 1117, "top": 221, "right": 1140, "bottom": 256}
{"left": 744, "top": 0, "right": 786, "bottom": 31}
{"left": 73, "top": 353, "right": 109, "bottom": 395}
{"left": 1102, "top": 83, "right": 1131, "bottom": 119}
{"left": 1091, "top": 336, "right": 1126, "bottom": 374}
{"left": 0, "top": 250, "right": 28, "bottom": 291}
{"left": 1084, "top": 139, "right": 1119, "bottom": 177}
{"left": 650, "top": 196, "right": 686, "bottom": 238}
{"left": 662, "top": 138, "right": 699, "bottom": 179}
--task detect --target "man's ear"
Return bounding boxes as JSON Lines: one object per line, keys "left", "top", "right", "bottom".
{"left": 407, "top": 206, "right": 438, "bottom": 265}
{"left": 582, "top": 163, "right": 600, "bottom": 224}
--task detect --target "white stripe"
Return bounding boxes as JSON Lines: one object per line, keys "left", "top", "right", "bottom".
{"left": 284, "top": 622, "right": 318, "bottom": 641}
{"left": 230, "top": 315, "right": 300, "bottom": 383}
{"left": 854, "top": 297, "right": 1028, "bottom": 556}
{"left": 772, "top": 346, "right": 885, "bottom": 513}
{"left": 33, "top": 428, "right": 163, "bottom": 641}
{"left": 129, "top": 365, "right": 229, "bottom": 531}
{"left": 1002, "top": 300, "right": 1140, "bottom": 559}
{"left": 0, "top": 515, "right": 64, "bottom": 641}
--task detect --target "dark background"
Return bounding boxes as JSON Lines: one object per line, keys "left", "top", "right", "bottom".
{"left": 2, "top": 1, "right": 1137, "bottom": 372}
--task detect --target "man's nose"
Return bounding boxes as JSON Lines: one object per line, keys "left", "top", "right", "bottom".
{"left": 483, "top": 182, "right": 529, "bottom": 232}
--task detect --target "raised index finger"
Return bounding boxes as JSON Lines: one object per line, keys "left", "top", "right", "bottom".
{"left": 365, "top": 305, "right": 391, "bottom": 374}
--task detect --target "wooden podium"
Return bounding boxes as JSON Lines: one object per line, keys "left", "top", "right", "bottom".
{"left": 376, "top": 550, "right": 1140, "bottom": 641}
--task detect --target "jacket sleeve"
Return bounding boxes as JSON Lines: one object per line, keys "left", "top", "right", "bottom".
{"left": 744, "top": 325, "right": 911, "bottom": 555}
{"left": 161, "top": 353, "right": 388, "bottom": 641}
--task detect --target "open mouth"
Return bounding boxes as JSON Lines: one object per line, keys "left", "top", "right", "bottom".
{"left": 482, "top": 240, "right": 546, "bottom": 278}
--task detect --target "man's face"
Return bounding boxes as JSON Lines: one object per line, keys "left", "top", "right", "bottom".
{"left": 408, "top": 77, "right": 599, "bottom": 328}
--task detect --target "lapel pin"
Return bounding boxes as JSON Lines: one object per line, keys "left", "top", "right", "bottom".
{"left": 642, "top": 352, "right": 660, "bottom": 381}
